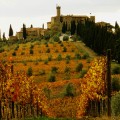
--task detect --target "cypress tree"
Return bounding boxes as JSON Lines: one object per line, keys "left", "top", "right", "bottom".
{"left": 23, "top": 24, "right": 27, "bottom": 39}
{"left": 9, "top": 24, "right": 13, "bottom": 37}
{"left": 3, "top": 32, "right": 6, "bottom": 41}
{"left": 62, "top": 22, "right": 66, "bottom": 33}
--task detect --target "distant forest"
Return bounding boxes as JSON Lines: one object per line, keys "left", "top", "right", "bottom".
{"left": 62, "top": 20, "right": 120, "bottom": 63}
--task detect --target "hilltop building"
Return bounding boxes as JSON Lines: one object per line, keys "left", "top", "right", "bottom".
{"left": 16, "top": 27, "right": 48, "bottom": 40}
{"left": 47, "top": 5, "right": 95, "bottom": 29}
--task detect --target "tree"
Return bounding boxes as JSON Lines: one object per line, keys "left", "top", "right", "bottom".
{"left": 62, "top": 22, "right": 66, "bottom": 33}
{"left": 23, "top": 24, "right": 27, "bottom": 39}
{"left": 115, "top": 38, "right": 120, "bottom": 63}
{"left": 3, "top": 32, "right": 6, "bottom": 41}
{"left": 9, "top": 24, "right": 13, "bottom": 37}
{"left": 30, "top": 24, "right": 33, "bottom": 28}
{"left": 27, "top": 67, "right": 33, "bottom": 76}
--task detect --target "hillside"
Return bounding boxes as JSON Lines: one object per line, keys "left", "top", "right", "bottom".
{"left": 0, "top": 39, "right": 120, "bottom": 119}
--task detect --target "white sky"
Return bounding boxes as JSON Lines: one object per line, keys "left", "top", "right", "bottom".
{"left": 0, "top": 0, "right": 120, "bottom": 37}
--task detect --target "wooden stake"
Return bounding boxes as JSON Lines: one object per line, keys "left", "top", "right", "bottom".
{"left": 106, "top": 49, "right": 111, "bottom": 117}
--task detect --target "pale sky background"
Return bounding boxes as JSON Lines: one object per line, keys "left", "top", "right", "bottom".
{"left": 0, "top": 0, "right": 120, "bottom": 38}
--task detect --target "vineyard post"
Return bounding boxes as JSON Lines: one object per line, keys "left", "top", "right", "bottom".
{"left": 106, "top": 49, "right": 111, "bottom": 117}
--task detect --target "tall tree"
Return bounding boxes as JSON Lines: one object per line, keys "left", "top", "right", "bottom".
{"left": 30, "top": 24, "right": 33, "bottom": 28}
{"left": 23, "top": 24, "right": 27, "bottom": 39}
{"left": 3, "top": 32, "right": 6, "bottom": 41}
{"left": 9, "top": 24, "right": 13, "bottom": 37}
{"left": 62, "top": 22, "right": 66, "bottom": 33}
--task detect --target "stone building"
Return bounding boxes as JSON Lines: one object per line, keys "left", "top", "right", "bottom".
{"left": 47, "top": 5, "right": 95, "bottom": 29}
{"left": 16, "top": 27, "right": 48, "bottom": 40}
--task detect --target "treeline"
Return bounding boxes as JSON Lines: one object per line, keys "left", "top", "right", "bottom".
{"left": 62, "top": 20, "right": 120, "bottom": 63}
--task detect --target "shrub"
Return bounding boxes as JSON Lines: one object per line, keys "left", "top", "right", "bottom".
{"left": 57, "top": 54, "right": 62, "bottom": 61}
{"left": 66, "top": 54, "right": 71, "bottom": 60}
{"left": 111, "top": 92, "right": 120, "bottom": 116}
{"left": 53, "top": 35, "right": 60, "bottom": 42}
{"left": 48, "top": 55, "right": 52, "bottom": 61}
{"left": 30, "top": 49, "right": 34, "bottom": 54}
{"left": 75, "top": 53, "right": 81, "bottom": 60}
{"left": 64, "top": 67, "right": 70, "bottom": 73}
{"left": 62, "top": 47, "right": 67, "bottom": 52}
{"left": 48, "top": 73, "right": 56, "bottom": 82}
{"left": 27, "top": 67, "right": 33, "bottom": 76}
{"left": 79, "top": 69, "right": 87, "bottom": 78}
{"left": 63, "top": 35, "right": 69, "bottom": 41}
{"left": 82, "top": 53, "right": 89, "bottom": 59}
{"left": 12, "top": 51, "right": 16, "bottom": 56}
{"left": 64, "top": 83, "right": 75, "bottom": 97}
{"left": 60, "top": 43, "right": 64, "bottom": 47}
{"left": 44, "top": 34, "right": 50, "bottom": 40}
{"left": 30, "top": 44, "right": 34, "bottom": 49}
{"left": 75, "top": 63, "right": 83, "bottom": 72}
{"left": 46, "top": 48, "right": 50, "bottom": 53}
{"left": 66, "top": 59, "right": 70, "bottom": 64}
{"left": 112, "top": 77, "right": 120, "bottom": 91}
{"left": 112, "top": 66, "right": 120, "bottom": 74}
{"left": 51, "top": 66, "right": 58, "bottom": 74}
{"left": 44, "top": 59, "right": 48, "bottom": 64}
{"left": 45, "top": 43, "right": 48, "bottom": 47}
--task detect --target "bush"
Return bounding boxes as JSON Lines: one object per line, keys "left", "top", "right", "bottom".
{"left": 27, "top": 67, "right": 33, "bottom": 76}
{"left": 62, "top": 47, "right": 67, "bottom": 52}
{"left": 46, "top": 48, "right": 50, "bottom": 53}
{"left": 44, "top": 34, "right": 50, "bottom": 40}
{"left": 75, "top": 53, "right": 81, "bottom": 60}
{"left": 82, "top": 53, "right": 89, "bottom": 59}
{"left": 112, "top": 66, "right": 120, "bottom": 74}
{"left": 30, "top": 49, "right": 34, "bottom": 54}
{"left": 112, "top": 92, "right": 120, "bottom": 116}
{"left": 44, "top": 59, "right": 48, "bottom": 64}
{"left": 57, "top": 54, "right": 62, "bottom": 61}
{"left": 63, "top": 35, "right": 69, "bottom": 41}
{"left": 53, "top": 35, "right": 60, "bottom": 42}
{"left": 12, "top": 51, "right": 16, "bottom": 56}
{"left": 112, "top": 77, "right": 120, "bottom": 91}
{"left": 30, "top": 44, "right": 34, "bottom": 49}
{"left": 66, "top": 54, "right": 71, "bottom": 60}
{"left": 66, "top": 59, "right": 70, "bottom": 64}
{"left": 64, "top": 83, "right": 75, "bottom": 97}
{"left": 64, "top": 67, "right": 70, "bottom": 73}
{"left": 60, "top": 43, "right": 64, "bottom": 47}
{"left": 79, "top": 69, "right": 87, "bottom": 78}
{"left": 51, "top": 66, "right": 58, "bottom": 73}
{"left": 76, "top": 63, "right": 83, "bottom": 72}
{"left": 48, "top": 73, "right": 56, "bottom": 82}
{"left": 48, "top": 55, "right": 52, "bottom": 61}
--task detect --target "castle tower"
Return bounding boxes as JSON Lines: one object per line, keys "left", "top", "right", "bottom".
{"left": 56, "top": 5, "right": 61, "bottom": 17}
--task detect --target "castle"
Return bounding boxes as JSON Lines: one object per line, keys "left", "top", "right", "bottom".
{"left": 10, "top": 6, "right": 113, "bottom": 40}
{"left": 47, "top": 5, "right": 95, "bottom": 30}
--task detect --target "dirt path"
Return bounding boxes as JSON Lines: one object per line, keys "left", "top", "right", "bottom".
{"left": 74, "top": 41, "right": 97, "bottom": 58}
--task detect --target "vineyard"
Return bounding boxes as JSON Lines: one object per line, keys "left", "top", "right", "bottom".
{"left": 0, "top": 40, "right": 113, "bottom": 119}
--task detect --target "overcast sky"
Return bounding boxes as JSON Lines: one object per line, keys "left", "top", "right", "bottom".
{"left": 0, "top": 0, "right": 120, "bottom": 37}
